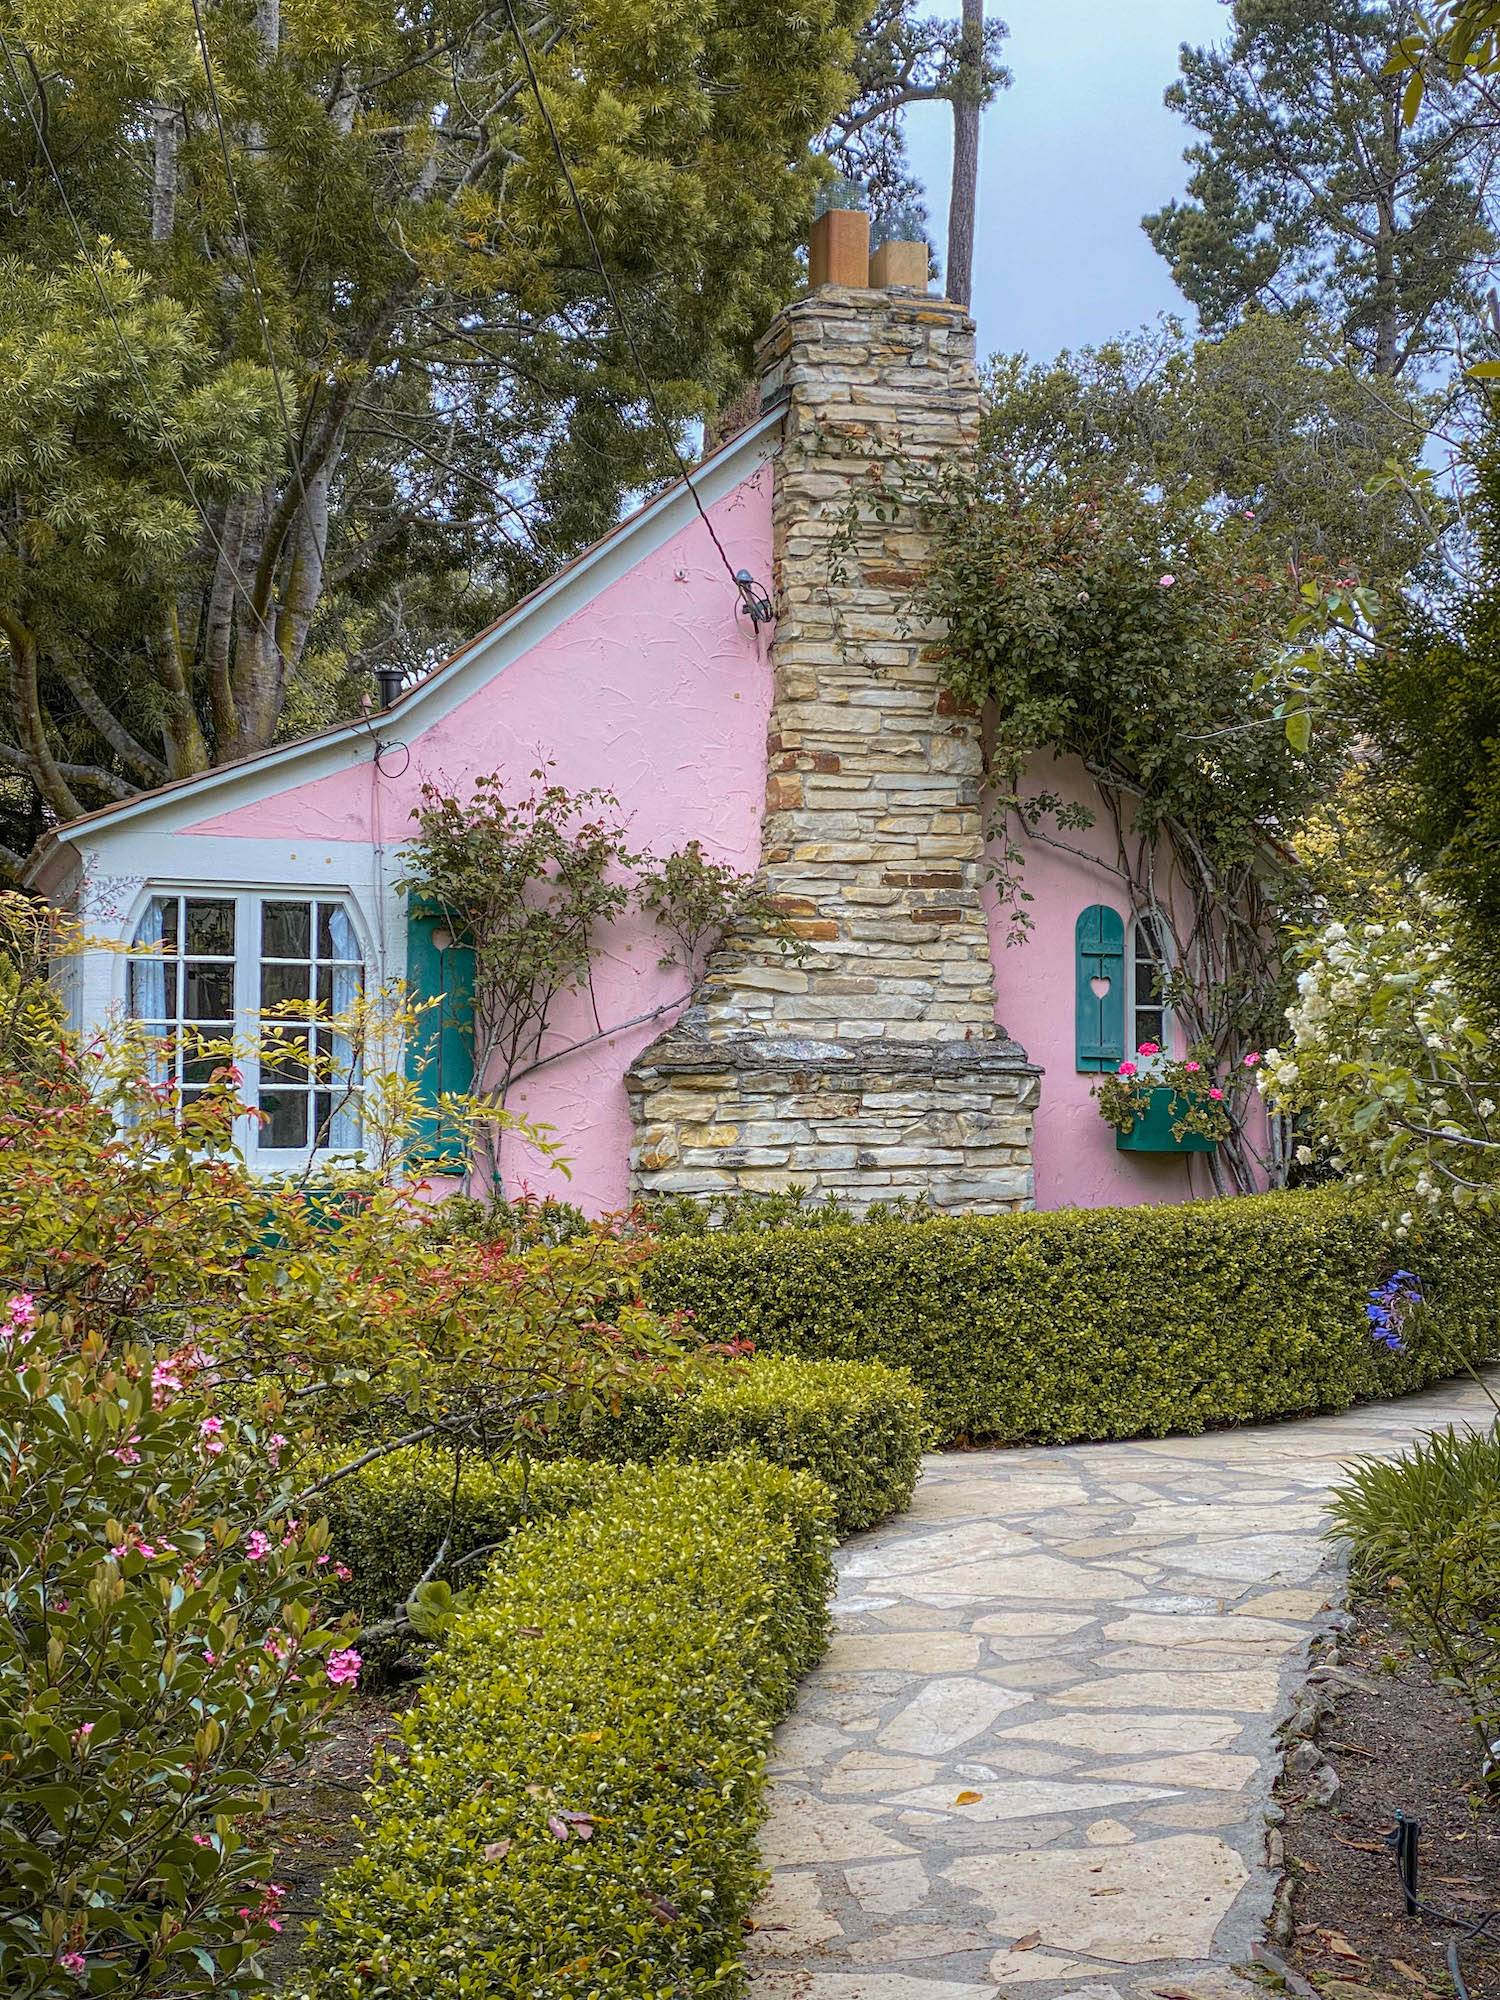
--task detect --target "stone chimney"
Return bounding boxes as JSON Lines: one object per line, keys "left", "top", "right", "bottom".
{"left": 625, "top": 220, "right": 1038, "bottom": 1216}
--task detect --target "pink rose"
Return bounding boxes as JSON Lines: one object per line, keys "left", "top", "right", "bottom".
{"left": 1158, "top": 574, "right": 1175, "bottom": 587}
{"left": 1209, "top": 1087, "right": 1224, "bottom": 1101}
{"left": 1184, "top": 1060, "right": 1201, "bottom": 1072}
{"left": 1117, "top": 1061, "right": 1138, "bottom": 1078}
{"left": 1243, "top": 1051, "right": 1261, "bottom": 1066}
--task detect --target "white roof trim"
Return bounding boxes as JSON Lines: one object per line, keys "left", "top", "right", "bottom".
{"left": 27, "top": 407, "right": 784, "bottom": 887}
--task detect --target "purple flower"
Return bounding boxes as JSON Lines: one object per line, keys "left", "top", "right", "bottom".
{"left": 1368, "top": 1270, "right": 1422, "bottom": 1352}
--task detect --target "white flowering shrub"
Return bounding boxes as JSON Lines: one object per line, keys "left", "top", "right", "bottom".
{"left": 1258, "top": 892, "right": 1500, "bottom": 1218}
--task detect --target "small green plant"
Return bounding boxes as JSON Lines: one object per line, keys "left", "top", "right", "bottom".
{"left": 646, "top": 1183, "right": 937, "bottom": 1236}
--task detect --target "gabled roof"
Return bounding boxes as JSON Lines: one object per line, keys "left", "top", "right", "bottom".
{"left": 26, "top": 403, "right": 785, "bottom": 890}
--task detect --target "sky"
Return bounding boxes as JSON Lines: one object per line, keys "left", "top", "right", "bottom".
{"left": 902, "top": 0, "right": 1231, "bottom": 366}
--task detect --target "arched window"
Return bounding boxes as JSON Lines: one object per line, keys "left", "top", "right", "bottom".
{"left": 128, "top": 891, "right": 364, "bottom": 1160}
{"left": 1130, "top": 911, "right": 1172, "bottom": 1056}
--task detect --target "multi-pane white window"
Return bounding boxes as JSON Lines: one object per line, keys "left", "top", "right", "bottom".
{"left": 128, "top": 892, "right": 364, "bottom": 1160}
{"left": 1131, "top": 912, "right": 1171, "bottom": 1055}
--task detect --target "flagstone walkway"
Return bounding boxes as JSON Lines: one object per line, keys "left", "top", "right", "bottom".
{"left": 749, "top": 1373, "right": 1500, "bottom": 2000}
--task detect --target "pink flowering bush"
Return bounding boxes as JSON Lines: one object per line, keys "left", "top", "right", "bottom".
{"left": 0, "top": 1306, "right": 359, "bottom": 1997}
{"left": 1091, "top": 1043, "right": 1253, "bottom": 1144}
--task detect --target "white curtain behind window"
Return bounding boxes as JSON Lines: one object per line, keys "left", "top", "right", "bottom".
{"left": 327, "top": 905, "right": 362, "bottom": 1150}
{"left": 129, "top": 898, "right": 171, "bottom": 1085}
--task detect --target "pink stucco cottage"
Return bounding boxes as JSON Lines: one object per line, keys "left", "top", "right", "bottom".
{"left": 27, "top": 217, "right": 1227, "bottom": 1217}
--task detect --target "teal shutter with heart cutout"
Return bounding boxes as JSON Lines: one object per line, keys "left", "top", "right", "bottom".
{"left": 1075, "top": 904, "right": 1125, "bottom": 1072}
{"left": 403, "top": 903, "right": 475, "bottom": 1169}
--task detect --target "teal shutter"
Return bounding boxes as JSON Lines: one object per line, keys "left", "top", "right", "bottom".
{"left": 1075, "top": 904, "right": 1125, "bottom": 1072}
{"left": 403, "top": 904, "right": 476, "bottom": 1170}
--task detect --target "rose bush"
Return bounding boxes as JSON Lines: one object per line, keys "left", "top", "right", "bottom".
{"left": 0, "top": 1302, "right": 356, "bottom": 1997}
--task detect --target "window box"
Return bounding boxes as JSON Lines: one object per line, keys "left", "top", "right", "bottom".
{"left": 1114, "top": 1084, "right": 1218, "bottom": 1154}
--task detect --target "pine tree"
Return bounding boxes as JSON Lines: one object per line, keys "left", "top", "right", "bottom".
{"left": 1143, "top": 0, "right": 1494, "bottom": 379}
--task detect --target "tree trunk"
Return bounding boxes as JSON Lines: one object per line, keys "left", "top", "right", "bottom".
{"left": 945, "top": 0, "right": 983, "bottom": 308}
{"left": 150, "top": 107, "right": 178, "bottom": 245}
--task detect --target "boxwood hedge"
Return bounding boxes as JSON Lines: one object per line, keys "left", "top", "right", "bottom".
{"left": 537, "top": 1353, "right": 925, "bottom": 1531}
{"left": 294, "top": 1456, "right": 834, "bottom": 2000}
{"left": 320, "top": 1354, "right": 924, "bottom": 1625}
{"left": 643, "top": 1188, "right": 1500, "bottom": 1446}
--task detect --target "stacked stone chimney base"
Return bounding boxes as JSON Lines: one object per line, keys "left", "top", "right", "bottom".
{"left": 626, "top": 1025, "right": 1038, "bottom": 1217}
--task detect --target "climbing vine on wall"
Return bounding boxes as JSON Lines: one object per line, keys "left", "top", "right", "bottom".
{"left": 398, "top": 770, "right": 802, "bottom": 1177}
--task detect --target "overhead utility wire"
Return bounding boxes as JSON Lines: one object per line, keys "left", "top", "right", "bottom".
{"left": 187, "top": 0, "right": 316, "bottom": 524}
{"left": 499, "top": 0, "right": 749, "bottom": 595}
{"left": 0, "top": 26, "right": 264, "bottom": 633}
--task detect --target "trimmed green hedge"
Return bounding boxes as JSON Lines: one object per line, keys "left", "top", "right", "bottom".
{"left": 295, "top": 1457, "right": 834, "bottom": 2000}
{"left": 644, "top": 1188, "right": 1500, "bottom": 1446}
{"left": 321, "top": 1356, "right": 922, "bottom": 1625}
{"left": 540, "top": 1353, "right": 925, "bottom": 1531}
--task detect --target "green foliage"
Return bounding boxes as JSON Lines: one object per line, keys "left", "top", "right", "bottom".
{"left": 528, "top": 1354, "right": 927, "bottom": 1533}
{"left": 1142, "top": 0, "right": 1493, "bottom": 381}
{"left": 645, "top": 1189, "right": 1500, "bottom": 1445}
{"left": 984, "top": 318, "right": 1434, "bottom": 589}
{"left": 917, "top": 423, "right": 1345, "bottom": 1189}
{"left": 0, "top": 1307, "right": 355, "bottom": 1997}
{"left": 293, "top": 1457, "right": 835, "bottom": 2000}
{"left": 324, "top": 1354, "right": 924, "bottom": 1620}
{"left": 0, "top": 0, "right": 864, "bottom": 847}
{"left": 1359, "top": 432, "right": 1500, "bottom": 996}
{"left": 1330, "top": 1420, "right": 1500, "bottom": 1752}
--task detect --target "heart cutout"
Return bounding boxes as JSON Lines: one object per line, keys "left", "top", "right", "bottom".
{"left": 1090, "top": 975, "right": 1111, "bottom": 999}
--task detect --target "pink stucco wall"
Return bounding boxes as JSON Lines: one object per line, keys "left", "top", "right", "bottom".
{"left": 184, "top": 466, "right": 776, "bottom": 1216}
{"left": 985, "top": 752, "right": 1252, "bottom": 1211}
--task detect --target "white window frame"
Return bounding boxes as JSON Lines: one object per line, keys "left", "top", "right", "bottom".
{"left": 123, "top": 885, "right": 370, "bottom": 1174}
{"left": 1129, "top": 910, "right": 1174, "bottom": 1066}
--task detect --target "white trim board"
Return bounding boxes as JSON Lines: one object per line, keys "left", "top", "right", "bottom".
{"left": 27, "top": 409, "right": 785, "bottom": 891}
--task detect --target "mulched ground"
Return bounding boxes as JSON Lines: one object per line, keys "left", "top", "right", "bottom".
{"left": 1278, "top": 1597, "right": 1500, "bottom": 1998}
{"left": 255, "top": 1685, "right": 411, "bottom": 1988}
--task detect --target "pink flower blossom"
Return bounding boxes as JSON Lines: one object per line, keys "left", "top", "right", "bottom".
{"left": 1136, "top": 1042, "right": 1160, "bottom": 1056}
{"left": 334, "top": 1563, "right": 352, "bottom": 1583}
{"left": 112, "top": 1446, "right": 141, "bottom": 1466}
{"left": 1117, "top": 1060, "right": 1138, "bottom": 1078}
{"left": 268, "top": 1432, "right": 288, "bottom": 1466}
{"left": 281, "top": 1519, "right": 299, "bottom": 1546}
{"left": 1184, "top": 1060, "right": 1201, "bottom": 1072}
{"left": 1209, "top": 1087, "right": 1224, "bottom": 1101}
{"left": 192, "top": 1834, "right": 211, "bottom": 1847}
{"left": 325, "top": 1647, "right": 362, "bottom": 1688}
{"left": 1243, "top": 1051, "right": 1261, "bottom": 1066}
{"left": 7, "top": 1293, "right": 36, "bottom": 1328}
{"left": 137, "top": 1545, "right": 157, "bottom": 1559}
{"left": 244, "top": 1531, "right": 271, "bottom": 1563}
{"left": 59, "top": 1953, "right": 86, "bottom": 1976}
{"left": 203, "top": 1650, "right": 216, "bottom": 1665}
{"left": 151, "top": 1362, "right": 183, "bottom": 1408}
{"left": 1243, "top": 509, "right": 1255, "bottom": 520}
{"left": 199, "top": 1416, "right": 225, "bottom": 1457}
{"left": 1158, "top": 574, "right": 1175, "bottom": 587}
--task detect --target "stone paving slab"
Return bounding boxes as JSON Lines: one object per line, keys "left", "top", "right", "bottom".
{"left": 748, "top": 1374, "right": 1500, "bottom": 2000}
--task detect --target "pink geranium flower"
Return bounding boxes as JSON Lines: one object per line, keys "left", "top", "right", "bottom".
{"left": 1117, "top": 1060, "right": 1138, "bottom": 1078}
{"left": 1136, "top": 1041, "right": 1159, "bottom": 1056}
{"left": 1184, "top": 1060, "right": 1201, "bottom": 1072}
{"left": 1209, "top": 1087, "right": 1224, "bottom": 1101}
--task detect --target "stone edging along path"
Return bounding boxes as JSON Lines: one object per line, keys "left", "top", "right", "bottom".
{"left": 748, "top": 1374, "right": 1500, "bottom": 2000}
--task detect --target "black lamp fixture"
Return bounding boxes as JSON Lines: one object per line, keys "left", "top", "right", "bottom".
{"left": 374, "top": 664, "right": 405, "bottom": 711}
{"left": 734, "top": 569, "right": 774, "bottom": 629}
